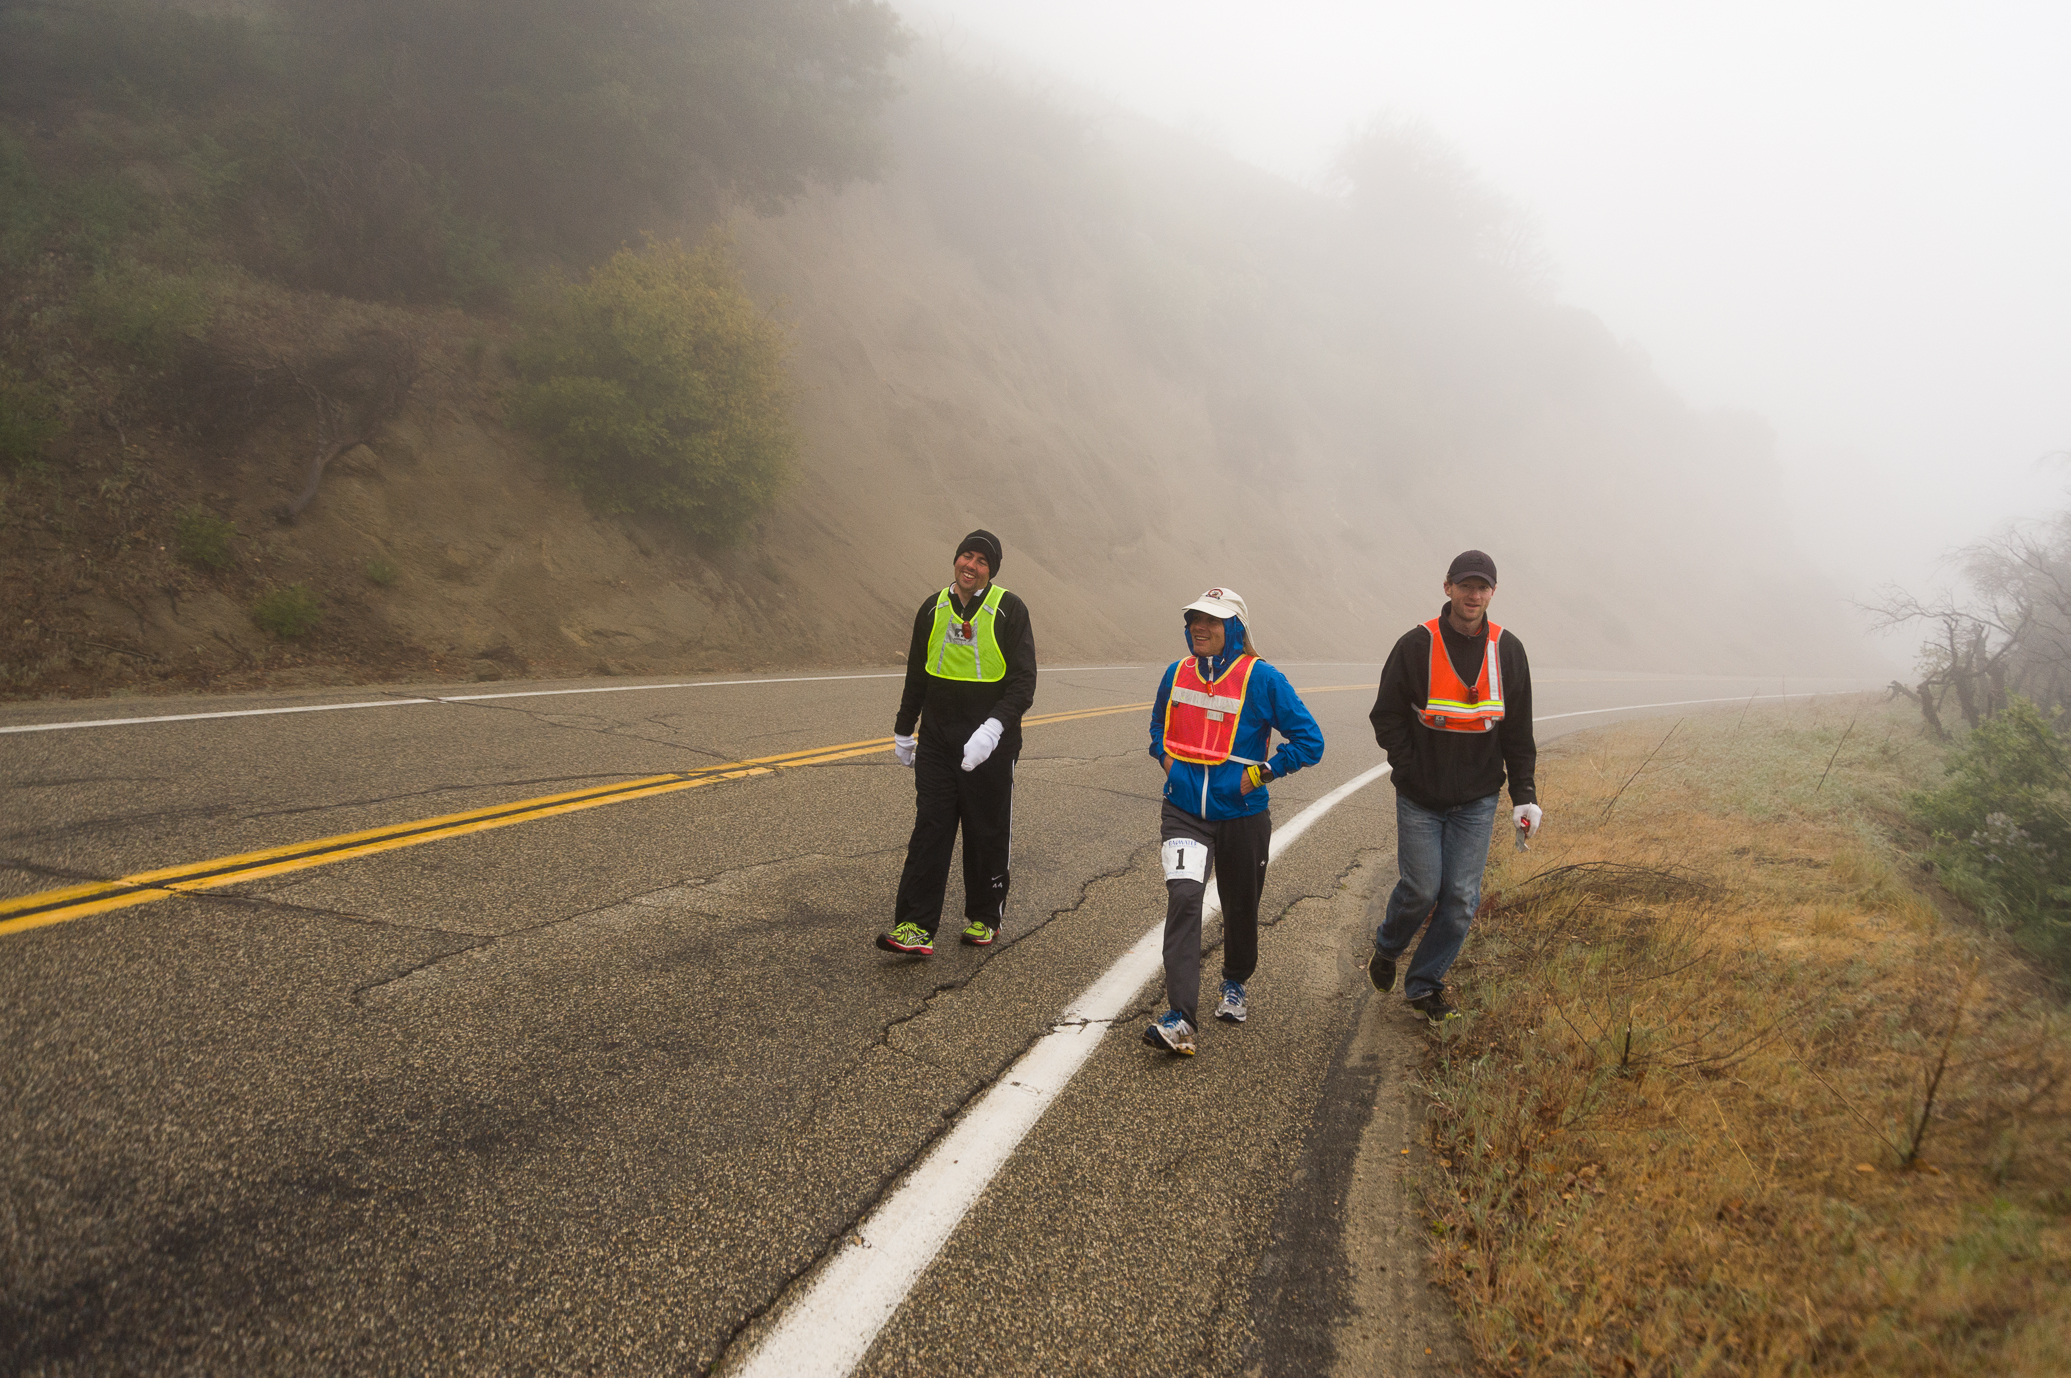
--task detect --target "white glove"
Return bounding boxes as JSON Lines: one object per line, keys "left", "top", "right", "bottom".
{"left": 1513, "top": 803, "right": 1543, "bottom": 839}
{"left": 894, "top": 733, "right": 916, "bottom": 768}
{"left": 961, "top": 718, "right": 1004, "bottom": 772}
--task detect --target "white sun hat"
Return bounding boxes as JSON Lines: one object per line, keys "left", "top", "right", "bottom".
{"left": 1181, "top": 586, "right": 1248, "bottom": 624}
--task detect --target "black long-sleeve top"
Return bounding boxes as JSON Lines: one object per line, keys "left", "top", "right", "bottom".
{"left": 895, "top": 585, "right": 1038, "bottom": 752}
{"left": 1370, "top": 602, "right": 1536, "bottom": 810}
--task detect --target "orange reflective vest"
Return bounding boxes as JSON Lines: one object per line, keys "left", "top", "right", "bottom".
{"left": 1164, "top": 654, "right": 1264, "bottom": 765}
{"left": 1419, "top": 617, "right": 1505, "bottom": 733}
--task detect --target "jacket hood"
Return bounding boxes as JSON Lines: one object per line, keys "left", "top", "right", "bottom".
{"left": 1185, "top": 615, "right": 1249, "bottom": 680}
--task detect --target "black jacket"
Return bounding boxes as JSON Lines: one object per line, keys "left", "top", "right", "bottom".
{"left": 1370, "top": 603, "right": 1536, "bottom": 810}
{"left": 896, "top": 585, "right": 1038, "bottom": 753}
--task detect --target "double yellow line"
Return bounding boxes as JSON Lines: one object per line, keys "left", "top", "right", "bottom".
{"left": 0, "top": 687, "right": 1367, "bottom": 938}
{"left": 0, "top": 701, "right": 1151, "bottom": 937}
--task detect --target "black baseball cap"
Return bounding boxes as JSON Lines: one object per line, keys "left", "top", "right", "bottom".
{"left": 1446, "top": 550, "right": 1498, "bottom": 585}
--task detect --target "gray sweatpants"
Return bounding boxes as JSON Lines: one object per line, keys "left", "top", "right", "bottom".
{"left": 1159, "top": 800, "right": 1273, "bottom": 1027}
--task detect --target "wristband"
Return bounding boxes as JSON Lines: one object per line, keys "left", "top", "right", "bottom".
{"left": 1245, "top": 764, "right": 1268, "bottom": 790}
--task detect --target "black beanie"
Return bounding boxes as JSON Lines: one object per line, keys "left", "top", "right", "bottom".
{"left": 956, "top": 529, "right": 1003, "bottom": 576}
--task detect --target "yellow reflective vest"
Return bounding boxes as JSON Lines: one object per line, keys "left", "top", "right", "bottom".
{"left": 926, "top": 584, "right": 1008, "bottom": 682}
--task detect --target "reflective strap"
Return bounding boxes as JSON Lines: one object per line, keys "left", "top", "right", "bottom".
{"left": 977, "top": 584, "right": 1004, "bottom": 680}
{"left": 1169, "top": 686, "right": 1246, "bottom": 715}
{"left": 931, "top": 592, "right": 951, "bottom": 676}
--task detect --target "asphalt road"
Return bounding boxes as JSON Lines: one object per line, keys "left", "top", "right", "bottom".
{"left": 0, "top": 663, "right": 1870, "bottom": 1375}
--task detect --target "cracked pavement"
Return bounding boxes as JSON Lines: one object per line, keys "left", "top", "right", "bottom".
{"left": 0, "top": 662, "right": 1858, "bottom": 1374}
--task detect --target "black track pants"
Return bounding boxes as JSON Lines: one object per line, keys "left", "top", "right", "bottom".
{"left": 1159, "top": 800, "right": 1272, "bottom": 1027}
{"left": 893, "top": 736, "right": 1016, "bottom": 937}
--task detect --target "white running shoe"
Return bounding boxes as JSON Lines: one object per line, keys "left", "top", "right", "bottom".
{"left": 1143, "top": 1010, "right": 1197, "bottom": 1056}
{"left": 1215, "top": 979, "right": 1248, "bottom": 1024}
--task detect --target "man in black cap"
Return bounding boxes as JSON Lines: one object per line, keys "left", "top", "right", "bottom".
{"left": 877, "top": 529, "right": 1038, "bottom": 956}
{"left": 1367, "top": 549, "right": 1540, "bottom": 1022}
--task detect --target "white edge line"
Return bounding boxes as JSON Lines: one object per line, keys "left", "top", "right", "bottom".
{"left": 428, "top": 672, "right": 904, "bottom": 704}
{"left": 0, "top": 699, "right": 442, "bottom": 733}
{"left": 1536, "top": 690, "right": 1830, "bottom": 722}
{"left": 0, "top": 675, "right": 901, "bottom": 734}
{"left": 728, "top": 759, "right": 1394, "bottom": 1378}
{"left": 0, "top": 665, "right": 1159, "bottom": 736}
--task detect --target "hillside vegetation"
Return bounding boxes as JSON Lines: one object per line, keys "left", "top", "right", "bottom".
{"left": 1, "top": 2, "right": 1863, "bottom": 695}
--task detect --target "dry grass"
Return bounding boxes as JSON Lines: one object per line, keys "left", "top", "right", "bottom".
{"left": 1423, "top": 695, "right": 2071, "bottom": 1376}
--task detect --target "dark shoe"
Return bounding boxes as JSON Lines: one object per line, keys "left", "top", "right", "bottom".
{"left": 1368, "top": 950, "right": 1397, "bottom": 993}
{"left": 876, "top": 922, "right": 934, "bottom": 955}
{"left": 1408, "top": 991, "right": 1460, "bottom": 1024}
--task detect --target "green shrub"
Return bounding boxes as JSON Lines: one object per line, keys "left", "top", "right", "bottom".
{"left": 432, "top": 201, "right": 510, "bottom": 306}
{"left": 510, "top": 236, "right": 794, "bottom": 541}
{"left": 1912, "top": 696, "right": 2071, "bottom": 973}
{"left": 0, "top": 132, "right": 54, "bottom": 271}
{"left": 174, "top": 506, "right": 237, "bottom": 568}
{"left": 10, "top": 0, "right": 275, "bottom": 116}
{"left": 0, "top": 129, "right": 152, "bottom": 273}
{"left": 252, "top": 583, "right": 321, "bottom": 638}
{"left": 5, "top": 0, "right": 909, "bottom": 301}
{"left": 74, "top": 260, "right": 216, "bottom": 367}
{"left": 275, "top": 0, "right": 910, "bottom": 253}
{"left": 364, "top": 556, "right": 399, "bottom": 586}
{"left": 0, "top": 364, "right": 66, "bottom": 465}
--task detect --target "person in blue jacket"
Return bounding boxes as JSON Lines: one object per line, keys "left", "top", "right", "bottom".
{"left": 1143, "top": 587, "right": 1325, "bottom": 1056}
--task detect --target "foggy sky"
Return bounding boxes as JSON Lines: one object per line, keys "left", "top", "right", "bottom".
{"left": 905, "top": 1, "right": 2071, "bottom": 608}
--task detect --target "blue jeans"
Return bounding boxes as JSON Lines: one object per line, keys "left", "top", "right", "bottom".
{"left": 1374, "top": 791, "right": 1501, "bottom": 1000}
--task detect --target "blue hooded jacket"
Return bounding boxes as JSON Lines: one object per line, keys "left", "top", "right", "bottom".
{"left": 1148, "top": 614, "right": 1326, "bottom": 820}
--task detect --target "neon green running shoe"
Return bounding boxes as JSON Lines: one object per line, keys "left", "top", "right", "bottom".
{"left": 959, "top": 920, "right": 997, "bottom": 946}
{"left": 875, "top": 922, "right": 933, "bottom": 955}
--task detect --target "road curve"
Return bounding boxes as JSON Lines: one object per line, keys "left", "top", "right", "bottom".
{"left": 0, "top": 664, "right": 1869, "bottom": 1374}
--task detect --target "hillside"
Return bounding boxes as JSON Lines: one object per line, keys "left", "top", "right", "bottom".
{"left": 0, "top": 16, "right": 1864, "bottom": 696}
{"left": 729, "top": 68, "right": 1830, "bottom": 672}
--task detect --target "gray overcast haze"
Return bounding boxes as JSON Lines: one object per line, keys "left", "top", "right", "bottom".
{"left": 906, "top": 0, "right": 2071, "bottom": 608}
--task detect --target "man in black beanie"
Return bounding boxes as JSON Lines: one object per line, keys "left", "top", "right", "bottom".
{"left": 877, "top": 529, "right": 1038, "bottom": 955}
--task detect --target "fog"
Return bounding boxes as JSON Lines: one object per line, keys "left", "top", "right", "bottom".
{"left": 908, "top": 1, "right": 2071, "bottom": 603}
